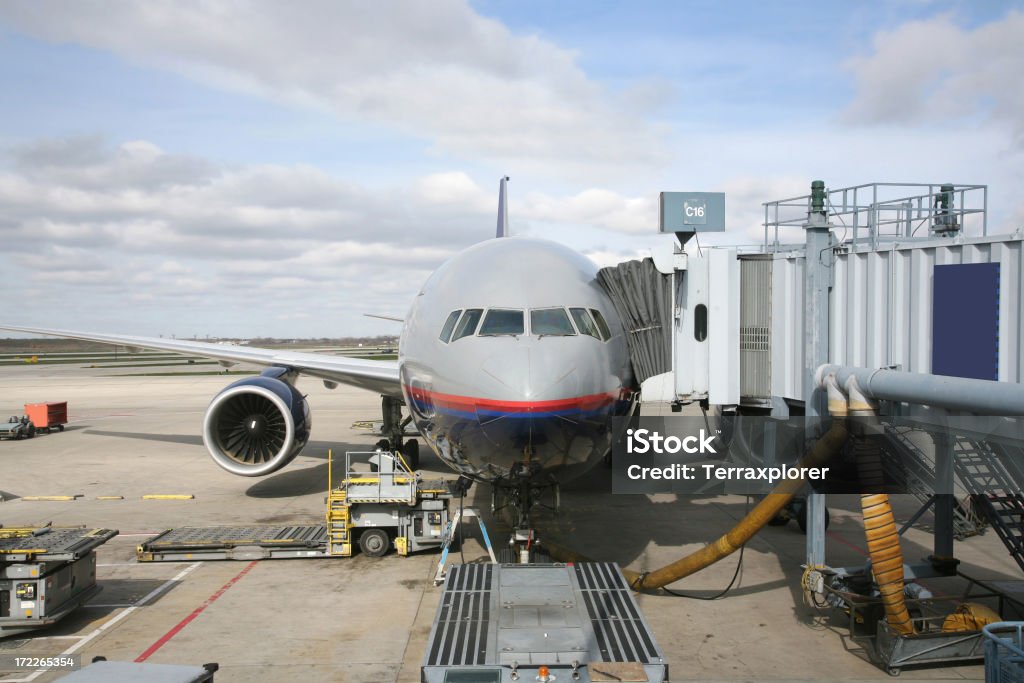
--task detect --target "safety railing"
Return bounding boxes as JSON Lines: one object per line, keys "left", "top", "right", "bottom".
{"left": 762, "top": 182, "right": 988, "bottom": 252}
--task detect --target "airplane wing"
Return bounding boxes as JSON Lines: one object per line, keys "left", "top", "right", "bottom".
{"left": 0, "top": 325, "right": 402, "bottom": 397}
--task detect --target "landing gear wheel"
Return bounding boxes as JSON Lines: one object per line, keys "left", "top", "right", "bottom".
{"left": 359, "top": 529, "right": 390, "bottom": 557}
{"left": 797, "top": 505, "right": 830, "bottom": 534}
{"left": 57, "top": 424, "right": 64, "bottom": 432}
{"left": 887, "top": 667, "right": 901, "bottom": 677}
{"left": 402, "top": 439, "right": 420, "bottom": 470}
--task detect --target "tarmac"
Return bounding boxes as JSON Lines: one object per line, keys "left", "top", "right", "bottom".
{"left": 0, "top": 359, "right": 1021, "bottom": 681}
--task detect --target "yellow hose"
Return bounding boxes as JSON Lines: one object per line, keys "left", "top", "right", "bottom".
{"left": 612, "top": 418, "right": 849, "bottom": 591}
{"left": 861, "top": 493, "right": 914, "bottom": 635}
{"left": 550, "top": 374, "right": 922, "bottom": 640}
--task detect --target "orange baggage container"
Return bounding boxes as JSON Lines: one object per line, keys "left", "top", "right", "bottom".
{"left": 24, "top": 402, "right": 67, "bottom": 432}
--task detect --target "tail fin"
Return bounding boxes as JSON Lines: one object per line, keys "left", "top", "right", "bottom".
{"left": 496, "top": 176, "right": 510, "bottom": 238}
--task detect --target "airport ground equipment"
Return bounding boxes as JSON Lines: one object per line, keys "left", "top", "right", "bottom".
{"left": 984, "top": 622, "right": 1024, "bottom": 683}
{"left": 815, "top": 571, "right": 999, "bottom": 676}
{"left": 137, "top": 450, "right": 457, "bottom": 561}
{"left": 422, "top": 562, "right": 667, "bottom": 683}
{"left": 0, "top": 415, "right": 35, "bottom": 440}
{"left": 0, "top": 526, "right": 117, "bottom": 637}
{"left": 326, "top": 450, "right": 454, "bottom": 557}
{"left": 137, "top": 525, "right": 331, "bottom": 562}
{"left": 58, "top": 658, "right": 218, "bottom": 682}
{"left": 24, "top": 401, "right": 67, "bottom": 433}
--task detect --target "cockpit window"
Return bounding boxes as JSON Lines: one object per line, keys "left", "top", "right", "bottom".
{"left": 530, "top": 308, "right": 576, "bottom": 336}
{"left": 439, "top": 310, "right": 462, "bottom": 343}
{"left": 479, "top": 309, "right": 524, "bottom": 336}
{"left": 590, "top": 308, "right": 612, "bottom": 341}
{"left": 569, "top": 308, "right": 600, "bottom": 339}
{"left": 451, "top": 308, "right": 483, "bottom": 341}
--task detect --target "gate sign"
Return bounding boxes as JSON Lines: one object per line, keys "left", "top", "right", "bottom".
{"left": 659, "top": 192, "right": 725, "bottom": 233}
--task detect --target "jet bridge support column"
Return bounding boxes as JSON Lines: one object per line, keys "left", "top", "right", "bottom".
{"left": 933, "top": 425, "right": 956, "bottom": 565}
{"left": 804, "top": 180, "right": 832, "bottom": 569}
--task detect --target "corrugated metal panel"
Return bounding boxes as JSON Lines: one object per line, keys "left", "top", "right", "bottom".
{"left": 573, "top": 563, "right": 661, "bottom": 664}
{"left": 597, "top": 258, "right": 672, "bottom": 384}
{"left": 740, "top": 257, "right": 772, "bottom": 399}
{"left": 770, "top": 251, "right": 805, "bottom": 402}
{"left": 425, "top": 564, "right": 494, "bottom": 666}
{"left": 762, "top": 234, "right": 1024, "bottom": 403}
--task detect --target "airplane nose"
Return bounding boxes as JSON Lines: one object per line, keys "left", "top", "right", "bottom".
{"left": 481, "top": 349, "right": 579, "bottom": 403}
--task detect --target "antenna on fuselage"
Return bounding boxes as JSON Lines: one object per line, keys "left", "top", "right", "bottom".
{"left": 496, "top": 176, "right": 510, "bottom": 238}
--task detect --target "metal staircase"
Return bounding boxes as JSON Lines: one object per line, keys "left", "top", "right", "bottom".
{"left": 326, "top": 487, "right": 352, "bottom": 557}
{"left": 882, "top": 426, "right": 985, "bottom": 540}
{"left": 951, "top": 439, "right": 1024, "bottom": 573}
{"left": 883, "top": 426, "right": 1024, "bottom": 571}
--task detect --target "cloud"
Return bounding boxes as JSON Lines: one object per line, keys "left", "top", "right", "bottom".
{"left": 842, "top": 11, "right": 1024, "bottom": 144}
{"left": 521, "top": 189, "right": 657, "bottom": 234}
{"left": 0, "top": 0, "right": 668, "bottom": 177}
{"left": 0, "top": 135, "right": 655, "bottom": 337}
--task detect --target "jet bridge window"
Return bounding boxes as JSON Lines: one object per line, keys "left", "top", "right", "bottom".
{"left": 589, "top": 308, "right": 612, "bottom": 341}
{"left": 530, "top": 307, "right": 576, "bottom": 336}
{"left": 569, "top": 307, "right": 601, "bottom": 339}
{"left": 479, "top": 309, "right": 524, "bottom": 336}
{"left": 451, "top": 308, "right": 484, "bottom": 342}
{"left": 439, "top": 310, "right": 462, "bottom": 343}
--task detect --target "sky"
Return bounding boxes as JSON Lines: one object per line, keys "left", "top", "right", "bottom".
{"left": 1, "top": 0, "right": 1022, "bottom": 338}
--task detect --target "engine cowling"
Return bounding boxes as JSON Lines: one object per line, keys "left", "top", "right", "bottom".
{"left": 202, "top": 372, "right": 311, "bottom": 476}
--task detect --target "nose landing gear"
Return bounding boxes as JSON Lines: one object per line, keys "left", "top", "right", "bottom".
{"left": 491, "top": 460, "right": 560, "bottom": 563}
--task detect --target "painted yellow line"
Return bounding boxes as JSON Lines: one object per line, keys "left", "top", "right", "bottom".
{"left": 96, "top": 496, "right": 124, "bottom": 500}
{"left": 142, "top": 494, "right": 194, "bottom": 500}
{"left": 22, "top": 495, "right": 79, "bottom": 501}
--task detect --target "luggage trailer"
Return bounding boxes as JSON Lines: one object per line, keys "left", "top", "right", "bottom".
{"left": 0, "top": 527, "right": 117, "bottom": 637}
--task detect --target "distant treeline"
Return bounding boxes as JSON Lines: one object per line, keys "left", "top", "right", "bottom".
{"left": 0, "top": 336, "right": 398, "bottom": 353}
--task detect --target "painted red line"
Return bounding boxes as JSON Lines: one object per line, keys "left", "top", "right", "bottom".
{"left": 135, "top": 560, "right": 257, "bottom": 662}
{"left": 826, "top": 530, "right": 952, "bottom": 599}
{"left": 827, "top": 530, "right": 868, "bottom": 556}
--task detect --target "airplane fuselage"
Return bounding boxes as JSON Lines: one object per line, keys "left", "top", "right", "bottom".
{"left": 399, "top": 237, "right": 634, "bottom": 484}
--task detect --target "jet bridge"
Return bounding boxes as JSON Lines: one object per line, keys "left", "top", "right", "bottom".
{"left": 600, "top": 182, "right": 1022, "bottom": 412}
{"left": 597, "top": 181, "right": 1024, "bottom": 572}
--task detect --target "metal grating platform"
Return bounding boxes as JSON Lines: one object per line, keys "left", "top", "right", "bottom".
{"left": 574, "top": 563, "right": 661, "bottom": 664}
{"left": 0, "top": 527, "right": 117, "bottom": 562}
{"left": 137, "top": 525, "right": 329, "bottom": 561}
{"left": 427, "top": 564, "right": 494, "bottom": 667}
{"left": 144, "top": 525, "right": 327, "bottom": 548}
{"left": 422, "top": 562, "right": 666, "bottom": 683}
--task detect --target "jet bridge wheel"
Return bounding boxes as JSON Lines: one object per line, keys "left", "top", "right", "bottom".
{"left": 359, "top": 529, "right": 390, "bottom": 557}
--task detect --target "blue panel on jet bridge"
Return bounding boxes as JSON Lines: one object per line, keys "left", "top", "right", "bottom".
{"left": 932, "top": 262, "right": 999, "bottom": 381}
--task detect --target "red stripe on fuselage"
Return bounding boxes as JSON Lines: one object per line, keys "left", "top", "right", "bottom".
{"left": 402, "top": 385, "right": 619, "bottom": 414}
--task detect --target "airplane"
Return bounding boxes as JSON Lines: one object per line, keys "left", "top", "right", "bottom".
{"left": 1, "top": 177, "right": 636, "bottom": 527}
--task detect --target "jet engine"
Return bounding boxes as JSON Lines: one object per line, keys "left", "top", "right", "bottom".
{"left": 202, "top": 370, "right": 311, "bottom": 476}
